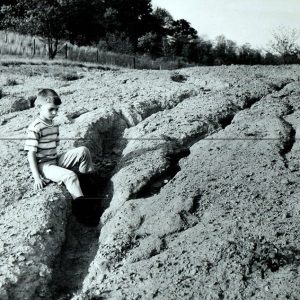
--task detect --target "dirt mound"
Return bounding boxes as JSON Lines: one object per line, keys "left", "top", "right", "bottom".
{"left": 0, "top": 62, "right": 300, "bottom": 299}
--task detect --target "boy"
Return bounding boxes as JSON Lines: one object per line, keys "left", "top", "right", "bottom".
{"left": 24, "top": 89, "right": 97, "bottom": 225}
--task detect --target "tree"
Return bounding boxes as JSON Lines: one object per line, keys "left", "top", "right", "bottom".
{"left": 136, "top": 7, "right": 173, "bottom": 57}
{"left": 0, "top": 1, "right": 27, "bottom": 31}
{"left": 63, "top": 0, "right": 105, "bottom": 45}
{"left": 213, "top": 35, "right": 226, "bottom": 64}
{"left": 264, "top": 52, "right": 279, "bottom": 65}
{"left": 1, "top": 0, "right": 65, "bottom": 59}
{"left": 213, "top": 35, "right": 237, "bottom": 65}
{"left": 169, "top": 19, "right": 198, "bottom": 60}
{"left": 137, "top": 32, "right": 161, "bottom": 57}
{"left": 268, "top": 26, "right": 300, "bottom": 62}
{"left": 0, "top": 0, "right": 157, "bottom": 56}
{"left": 225, "top": 39, "right": 238, "bottom": 63}
{"left": 99, "top": 31, "right": 134, "bottom": 54}
{"left": 0, "top": 0, "right": 17, "bottom": 27}
{"left": 152, "top": 7, "right": 173, "bottom": 33}
{"left": 104, "top": 0, "right": 153, "bottom": 50}
{"left": 194, "top": 37, "right": 214, "bottom": 65}
{"left": 237, "top": 43, "right": 262, "bottom": 65}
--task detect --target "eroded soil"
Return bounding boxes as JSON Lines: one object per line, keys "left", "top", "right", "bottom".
{"left": 0, "top": 60, "right": 300, "bottom": 299}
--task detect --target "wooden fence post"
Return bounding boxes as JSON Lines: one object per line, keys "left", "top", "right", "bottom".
{"left": 65, "top": 43, "right": 68, "bottom": 59}
{"left": 133, "top": 56, "right": 136, "bottom": 69}
{"left": 33, "top": 39, "right": 36, "bottom": 56}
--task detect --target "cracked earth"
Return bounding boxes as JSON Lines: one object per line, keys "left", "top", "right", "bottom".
{"left": 0, "top": 60, "right": 300, "bottom": 299}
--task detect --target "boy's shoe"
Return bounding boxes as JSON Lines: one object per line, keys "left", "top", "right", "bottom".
{"left": 72, "top": 196, "right": 101, "bottom": 227}
{"left": 78, "top": 171, "right": 109, "bottom": 197}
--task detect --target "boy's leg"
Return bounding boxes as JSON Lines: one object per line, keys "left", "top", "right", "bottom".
{"left": 38, "top": 163, "right": 83, "bottom": 199}
{"left": 56, "top": 146, "right": 101, "bottom": 226}
{"left": 57, "top": 146, "right": 94, "bottom": 173}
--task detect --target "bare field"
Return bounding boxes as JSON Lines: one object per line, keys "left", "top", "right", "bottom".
{"left": 0, "top": 62, "right": 300, "bottom": 299}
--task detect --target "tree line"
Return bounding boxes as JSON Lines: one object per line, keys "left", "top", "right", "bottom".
{"left": 0, "top": 0, "right": 299, "bottom": 65}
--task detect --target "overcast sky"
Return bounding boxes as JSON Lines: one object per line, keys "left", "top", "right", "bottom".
{"left": 151, "top": 0, "right": 300, "bottom": 49}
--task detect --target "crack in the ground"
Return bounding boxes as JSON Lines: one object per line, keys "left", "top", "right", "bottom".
{"left": 128, "top": 109, "right": 256, "bottom": 200}
{"left": 279, "top": 117, "right": 296, "bottom": 169}
{"left": 48, "top": 88, "right": 201, "bottom": 299}
{"left": 219, "top": 113, "right": 236, "bottom": 129}
{"left": 278, "top": 96, "right": 297, "bottom": 169}
{"left": 130, "top": 147, "right": 191, "bottom": 199}
{"left": 105, "top": 94, "right": 271, "bottom": 267}
{"left": 119, "top": 82, "right": 297, "bottom": 267}
{"left": 127, "top": 82, "right": 293, "bottom": 203}
{"left": 51, "top": 221, "right": 101, "bottom": 300}
{"left": 50, "top": 171, "right": 111, "bottom": 299}
{"left": 49, "top": 125, "right": 126, "bottom": 298}
{"left": 49, "top": 80, "right": 294, "bottom": 299}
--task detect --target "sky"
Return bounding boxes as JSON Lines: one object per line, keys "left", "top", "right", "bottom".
{"left": 151, "top": 0, "right": 300, "bottom": 49}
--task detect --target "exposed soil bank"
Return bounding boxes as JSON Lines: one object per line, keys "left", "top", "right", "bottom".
{"left": 80, "top": 80, "right": 300, "bottom": 300}
{"left": 0, "top": 64, "right": 300, "bottom": 299}
{"left": 48, "top": 75, "right": 213, "bottom": 298}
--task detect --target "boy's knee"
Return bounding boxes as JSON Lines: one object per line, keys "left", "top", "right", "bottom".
{"left": 62, "top": 171, "right": 78, "bottom": 183}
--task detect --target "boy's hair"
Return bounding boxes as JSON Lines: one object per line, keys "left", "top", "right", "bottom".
{"left": 35, "top": 89, "right": 61, "bottom": 107}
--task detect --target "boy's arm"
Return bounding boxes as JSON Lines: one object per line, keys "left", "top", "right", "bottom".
{"left": 27, "top": 151, "right": 46, "bottom": 190}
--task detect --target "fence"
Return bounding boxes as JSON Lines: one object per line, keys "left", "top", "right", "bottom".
{"left": 57, "top": 42, "right": 138, "bottom": 68}
{"left": 0, "top": 31, "right": 184, "bottom": 70}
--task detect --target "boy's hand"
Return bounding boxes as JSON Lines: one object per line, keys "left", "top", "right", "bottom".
{"left": 34, "top": 176, "right": 48, "bottom": 191}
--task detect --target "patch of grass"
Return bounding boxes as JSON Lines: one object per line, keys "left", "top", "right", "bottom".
{"left": 0, "top": 31, "right": 46, "bottom": 58}
{"left": 0, "top": 56, "right": 112, "bottom": 71}
{"left": 60, "top": 72, "right": 84, "bottom": 81}
{"left": 170, "top": 72, "right": 188, "bottom": 83}
{"left": 5, "top": 78, "right": 18, "bottom": 86}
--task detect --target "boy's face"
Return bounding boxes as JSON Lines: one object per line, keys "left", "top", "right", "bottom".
{"left": 39, "top": 103, "right": 59, "bottom": 122}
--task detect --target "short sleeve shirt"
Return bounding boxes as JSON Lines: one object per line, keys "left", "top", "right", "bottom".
{"left": 24, "top": 117, "right": 60, "bottom": 163}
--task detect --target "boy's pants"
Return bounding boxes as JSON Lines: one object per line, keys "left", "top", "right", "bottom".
{"left": 38, "top": 146, "right": 94, "bottom": 199}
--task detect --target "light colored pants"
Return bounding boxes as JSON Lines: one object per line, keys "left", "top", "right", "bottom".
{"left": 38, "top": 146, "right": 94, "bottom": 199}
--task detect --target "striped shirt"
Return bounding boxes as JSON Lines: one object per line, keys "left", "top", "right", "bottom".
{"left": 24, "top": 117, "right": 60, "bottom": 163}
